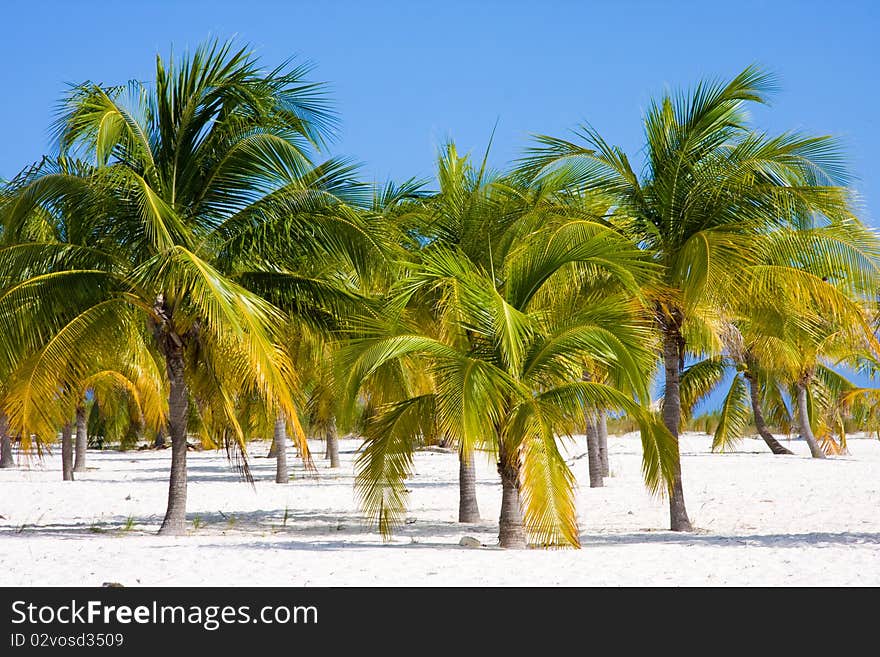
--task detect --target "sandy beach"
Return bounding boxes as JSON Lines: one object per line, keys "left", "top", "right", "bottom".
{"left": 1, "top": 432, "right": 878, "bottom": 587}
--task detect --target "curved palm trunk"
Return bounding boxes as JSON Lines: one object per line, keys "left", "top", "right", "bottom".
{"left": 267, "top": 435, "right": 279, "bottom": 458}
{"left": 662, "top": 327, "right": 693, "bottom": 532}
{"left": 274, "top": 413, "right": 288, "bottom": 483}
{"left": 795, "top": 378, "right": 826, "bottom": 459}
{"left": 0, "top": 414, "right": 14, "bottom": 468}
{"left": 497, "top": 445, "right": 526, "bottom": 548}
{"left": 73, "top": 404, "right": 87, "bottom": 472}
{"left": 744, "top": 372, "right": 793, "bottom": 455}
{"left": 597, "top": 411, "right": 610, "bottom": 477}
{"left": 585, "top": 413, "right": 604, "bottom": 488}
{"left": 324, "top": 416, "right": 340, "bottom": 468}
{"left": 159, "top": 341, "right": 189, "bottom": 535}
{"left": 61, "top": 422, "right": 74, "bottom": 481}
{"left": 458, "top": 448, "right": 481, "bottom": 522}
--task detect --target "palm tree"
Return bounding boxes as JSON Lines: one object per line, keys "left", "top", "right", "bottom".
{"left": 835, "top": 352, "right": 880, "bottom": 447}
{"left": 681, "top": 221, "right": 880, "bottom": 456}
{"left": 306, "top": 352, "right": 342, "bottom": 469}
{"left": 521, "top": 66, "right": 862, "bottom": 530}
{"left": 0, "top": 40, "right": 373, "bottom": 534}
{"left": 680, "top": 354, "right": 794, "bottom": 454}
{"left": 781, "top": 315, "right": 874, "bottom": 459}
{"left": 341, "top": 144, "right": 676, "bottom": 548}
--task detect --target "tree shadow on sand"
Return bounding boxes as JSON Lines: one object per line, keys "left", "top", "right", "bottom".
{"left": 5, "top": 504, "right": 877, "bottom": 552}
{"left": 0, "top": 508, "right": 497, "bottom": 544}
{"left": 580, "top": 530, "right": 880, "bottom": 549}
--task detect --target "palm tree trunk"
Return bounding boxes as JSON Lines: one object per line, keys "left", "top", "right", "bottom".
{"left": 597, "top": 411, "right": 610, "bottom": 476}
{"left": 267, "top": 435, "right": 278, "bottom": 458}
{"left": 0, "top": 414, "right": 14, "bottom": 468}
{"left": 497, "top": 445, "right": 526, "bottom": 548}
{"left": 458, "top": 448, "right": 481, "bottom": 522}
{"left": 795, "top": 377, "right": 826, "bottom": 459}
{"left": 325, "top": 416, "right": 340, "bottom": 468}
{"left": 585, "top": 413, "right": 603, "bottom": 488}
{"left": 159, "top": 340, "right": 189, "bottom": 535}
{"left": 153, "top": 428, "right": 166, "bottom": 449}
{"left": 73, "top": 404, "right": 87, "bottom": 472}
{"left": 0, "top": 434, "right": 13, "bottom": 468}
{"left": 662, "top": 326, "right": 693, "bottom": 532}
{"left": 744, "top": 372, "right": 793, "bottom": 455}
{"left": 61, "top": 422, "right": 74, "bottom": 481}
{"left": 274, "top": 412, "right": 288, "bottom": 483}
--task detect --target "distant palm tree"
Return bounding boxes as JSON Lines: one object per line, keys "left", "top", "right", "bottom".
{"left": 680, "top": 217, "right": 880, "bottom": 455}
{"left": 0, "top": 157, "right": 167, "bottom": 476}
{"left": 679, "top": 354, "right": 793, "bottom": 454}
{"left": 769, "top": 311, "right": 874, "bottom": 459}
{"left": 522, "top": 66, "right": 865, "bottom": 530}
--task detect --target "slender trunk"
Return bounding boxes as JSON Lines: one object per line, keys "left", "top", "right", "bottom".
{"left": 267, "top": 435, "right": 278, "bottom": 458}
{"left": 795, "top": 378, "right": 826, "bottom": 459}
{"left": 153, "top": 428, "right": 166, "bottom": 449}
{"left": 662, "top": 326, "right": 693, "bottom": 532}
{"left": 597, "top": 411, "right": 609, "bottom": 477}
{"left": 458, "top": 448, "right": 481, "bottom": 522}
{"left": 497, "top": 445, "right": 526, "bottom": 548}
{"left": 73, "top": 404, "right": 87, "bottom": 472}
{"left": 585, "top": 413, "right": 604, "bottom": 488}
{"left": 61, "top": 422, "right": 74, "bottom": 481}
{"left": 0, "top": 414, "right": 14, "bottom": 468}
{"left": 744, "top": 372, "right": 793, "bottom": 455}
{"left": 0, "top": 434, "right": 13, "bottom": 468}
{"left": 159, "top": 341, "right": 189, "bottom": 535}
{"left": 325, "top": 416, "right": 340, "bottom": 468}
{"left": 273, "top": 412, "right": 289, "bottom": 483}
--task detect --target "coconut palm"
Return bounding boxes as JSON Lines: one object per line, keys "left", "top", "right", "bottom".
{"left": 0, "top": 40, "right": 377, "bottom": 534}
{"left": 521, "top": 66, "right": 864, "bottom": 530}
{"left": 241, "top": 179, "right": 409, "bottom": 480}
{"left": 835, "top": 352, "right": 880, "bottom": 446}
{"left": 700, "top": 351, "right": 871, "bottom": 458}
{"left": 774, "top": 316, "right": 873, "bottom": 459}
{"left": 679, "top": 354, "right": 793, "bottom": 454}
{"left": 341, "top": 144, "right": 676, "bottom": 548}
{"left": 0, "top": 156, "right": 168, "bottom": 476}
{"left": 681, "top": 217, "right": 880, "bottom": 455}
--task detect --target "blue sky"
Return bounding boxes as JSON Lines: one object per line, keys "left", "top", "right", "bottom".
{"left": 1, "top": 0, "right": 878, "bottom": 411}
{"left": 2, "top": 0, "right": 877, "bottom": 218}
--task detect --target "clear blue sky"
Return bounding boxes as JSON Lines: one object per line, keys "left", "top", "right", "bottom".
{"left": 1, "top": 0, "right": 878, "bottom": 411}
{"left": 2, "top": 0, "right": 877, "bottom": 221}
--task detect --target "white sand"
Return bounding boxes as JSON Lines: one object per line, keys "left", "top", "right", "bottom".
{"left": 1, "top": 432, "right": 879, "bottom": 586}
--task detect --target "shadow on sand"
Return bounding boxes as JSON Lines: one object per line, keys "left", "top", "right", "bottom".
{"left": 5, "top": 507, "right": 877, "bottom": 554}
